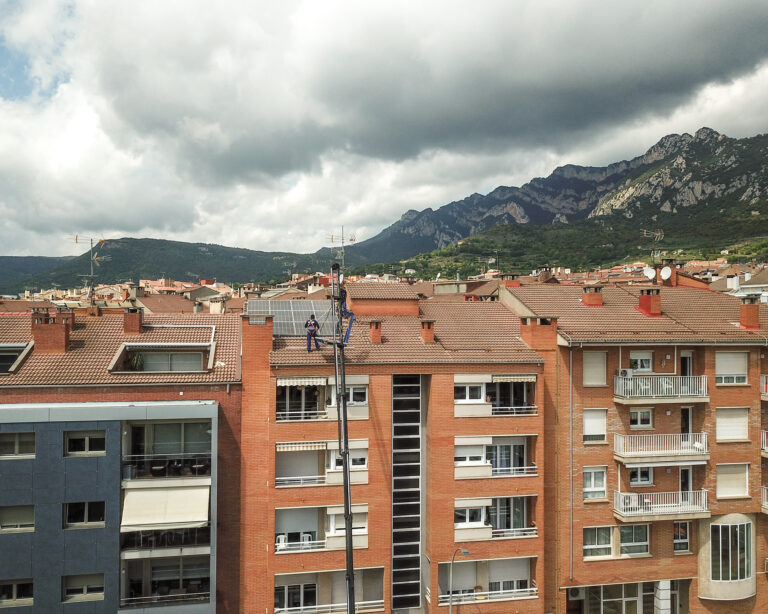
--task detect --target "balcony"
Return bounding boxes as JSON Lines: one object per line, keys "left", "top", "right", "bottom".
{"left": 275, "top": 601, "right": 384, "bottom": 613}
{"left": 275, "top": 505, "right": 368, "bottom": 553}
{"left": 762, "top": 431, "right": 768, "bottom": 459}
{"left": 614, "top": 433, "right": 708, "bottom": 465}
{"left": 275, "top": 442, "right": 369, "bottom": 487}
{"left": 120, "top": 555, "right": 210, "bottom": 608}
{"left": 762, "top": 375, "right": 768, "bottom": 401}
{"left": 120, "top": 592, "right": 210, "bottom": 608}
{"left": 437, "top": 582, "right": 538, "bottom": 605}
{"left": 275, "top": 568, "right": 383, "bottom": 613}
{"left": 613, "top": 490, "right": 709, "bottom": 522}
{"left": 613, "top": 375, "right": 708, "bottom": 404}
{"left": 762, "top": 486, "right": 768, "bottom": 515}
{"left": 120, "top": 527, "right": 210, "bottom": 558}
{"left": 436, "top": 558, "right": 537, "bottom": 605}
{"left": 121, "top": 453, "right": 211, "bottom": 480}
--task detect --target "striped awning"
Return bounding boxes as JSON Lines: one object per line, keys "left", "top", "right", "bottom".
{"left": 492, "top": 374, "right": 537, "bottom": 383}
{"left": 276, "top": 441, "right": 328, "bottom": 452}
{"left": 277, "top": 377, "right": 327, "bottom": 387}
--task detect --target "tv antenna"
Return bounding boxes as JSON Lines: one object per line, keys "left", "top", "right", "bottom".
{"left": 640, "top": 229, "right": 665, "bottom": 265}
{"left": 74, "top": 235, "right": 110, "bottom": 303}
{"left": 328, "top": 227, "right": 356, "bottom": 271}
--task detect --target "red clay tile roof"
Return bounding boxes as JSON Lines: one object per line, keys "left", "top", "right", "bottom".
{"left": 0, "top": 300, "right": 54, "bottom": 312}
{"left": 137, "top": 294, "right": 208, "bottom": 313}
{"left": 0, "top": 313, "right": 240, "bottom": 386}
{"left": 270, "top": 302, "right": 542, "bottom": 365}
{"left": 506, "top": 285, "right": 768, "bottom": 344}
{"left": 345, "top": 282, "right": 419, "bottom": 300}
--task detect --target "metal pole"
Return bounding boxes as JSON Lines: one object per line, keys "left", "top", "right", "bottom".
{"left": 331, "top": 263, "right": 356, "bottom": 614}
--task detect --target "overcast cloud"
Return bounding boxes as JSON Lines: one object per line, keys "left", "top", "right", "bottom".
{"left": 1, "top": 0, "right": 768, "bottom": 256}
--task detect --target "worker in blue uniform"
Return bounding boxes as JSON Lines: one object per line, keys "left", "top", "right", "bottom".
{"left": 305, "top": 314, "right": 320, "bottom": 352}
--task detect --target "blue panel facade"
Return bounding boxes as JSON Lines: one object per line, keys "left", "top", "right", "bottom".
{"left": 0, "top": 420, "right": 121, "bottom": 613}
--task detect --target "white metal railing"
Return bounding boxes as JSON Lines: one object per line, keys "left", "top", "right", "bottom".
{"left": 762, "top": 431, "right": 768, "bottom": 453}
{"left": 614, "top": 490, "right": 708, "bottom": 517}
{"left": 614, "top": 433, "right": 708, "bottom": 457}
{"left": 762, "top": 375, "right": 768, "bottom": 395}
{"left": 614, "top": 375, "right": 707, "bottom": 399}
{"left": 762, "top": 486, "right": 768, "bottom": 510}
{"left": 275, "top": 538, "right": 326, "bottom": 552}
{"left": 276, "top": 409, "right": 328, "bottom": 421}
{"left": 438, "top": 581, "right": 538, "bottom": 604}
{"left": 492, "top": 527, "right": 537, "bottom": 538}
{"left": 492, "top": 465, "right": 537, "bottom": 476}
{"left": 275, "top": 475, "right": 327, "bottom": 486}
{"left": 276, "top": 599, "right": 385, "bottom": 613}
{"left": 491, "top": 405, "right": 538, "bottom": 416}
{"left": 120, "top": 592, "right": 210, "bottom": 607}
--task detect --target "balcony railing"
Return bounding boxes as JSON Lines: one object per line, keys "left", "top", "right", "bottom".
{"left": 614, "top": 433, "right": 708, "bottom": 457}
{"left": 614, "top": 490, "right": 708, "bottom": 518}
{"left": 438, "top": 581, "right": 538, "bottom": 604}
{"left": 120, "top": 592, "right": 210, "bottom": 608}
{"left": 492, "top": 527, "right": 537, "bottom": 538}
{"left": 762, "top": 486, "right": 768, "bottom": 511}
{"left": 275, "top": 475, "right": 327, "bottom": 487}
{"left": 491, "top": 405, "right": 538, "bottom": 416}
{"left": 276, "top": 409, "right": 328, "bottom": 421}
{"left": 121, "top": 527, "right": 210, "bottom": 550}
{"left": 614, "top": 375, "right": 708, "bottom": 399}
{"left": 276, "top": 599, "right": 385, "bottom": 613}
{"left": 275, "top": 538, "right": 326, "bottom": 552}
{"left": 121, "top": 453, "right": 211, "bottom": 479}
{"left": 491, "top": 465, "right": 537, "bottom": 476}
{"left": 762, "top": 431, "right": 768, "bottom": 454}
{"left": 761, "top": 375, "right": 768, "bottom": 396}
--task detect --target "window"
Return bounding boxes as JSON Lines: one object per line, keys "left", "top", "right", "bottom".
{"left": 328, "top": 449, "right": 368, "bottom": 469}
{"left": 275, "top": 584, "right": 317, "bottom": 610}
{"left": 454, "top": 384, "right": 484, "bottom": 401}
{"left": 630, "top": 466, "right": 653, "bottom": 486}
{"left": 588, "top": 584, "right": 641, "bottom": 614}
{"left": 454, "top": 445, "right": 484, "bottom": 464}
{"left": 629, "top": 351, "right": 653, "bottom": 372}
{"left": 0, "top": 580, "right": 33, "bottom": 606}
{"left": 489, "top": 579, "right": 529, "bottom": 593}
{"left": 583, "top": 408, "right": 606, "bottom": 442}
{"left": 65, "top": 430, "right": 106, "bottom": 456}
{"left": 64, "top": 501, "right": 105, "bottom": 528}
{"left": 583, "top": 467, "right": 606, "bottom": 499}
{"left": 332, "top": 385, "right": 367, "bottom": 405}
{"left": 674, "top": 521, "right": 690, "bottom": 552}
{"left": 149, "top": 556, "right": 209, "bottom": 596}
{"left": 454, "top": 507, "right": 485, "bottom": 527}
{"left": 0, "top": 505, "right": 34, "bottom": 532}
{"left": 716, "top": 463, "right": 748, "bottom": 498}
{"left": 328, "top": 512, "right": 367, "bottom": 534}
{"left": 0, "top": 432, "right": 35, "bottom": 458}
{"left": 62, "top": 574, "right": 104, "bottom": 601}
{"left": 487, "top": 441, "right": 528, "bottom": 475}
{"left": 276, "top": 385, "right": 324, "bottom": 420}
{"left": 0, "top": 352, "right": 21, "bottom": 374}
{"left": 715, "top": 351, "right": 748, "bottom": 384}
{"left": 715, "top": 408, "right": 749, "bottom": 441}
{"left": 583, "top": 352, "right": 607, "bottom": 386}
{"left": 629, "top": 409, "right": 653, "bottom": 429}
{"left": 583, "top": 526, "right": 612, "bottom": 557}
{"left": 620, "top": 524, "right": 649, "bottom": 555}
{"left": 137, "top": 351, "right": 204, "bottom": 372}
{"left": 711, "top": 523, "right": 752, "bottom": 581}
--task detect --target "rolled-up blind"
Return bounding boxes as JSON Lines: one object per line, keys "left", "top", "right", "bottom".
{"left": 716, "top": 463, "right": 748, "bottom": 497}
{"left": 583, "top": 408, "right": 606, "bottom": 438}
{"left": 715, "top": 352, "right": 747, "bottom": 376}
{"left": 583, "top": 352, "right": 607, "bottom": 385}
{"left": 716, "top": 408, "right": 748, "bottom": 441}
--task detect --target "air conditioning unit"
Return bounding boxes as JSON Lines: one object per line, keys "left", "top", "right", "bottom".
{"left": 568, "top": 587, "right": 586, "bottom": 601}
{"left": 617, "top": 368, "right": 634, "bottom": 378}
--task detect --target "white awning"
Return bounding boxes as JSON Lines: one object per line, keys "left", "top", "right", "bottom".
{"left": 120, "top": 486, "right": 209, "bottom": 533}
{"left": 277, "top": 377, "right": 327, "bottom": 387}
{"left": 276, "top": 441, "right": 328, "bottom": 452}
{"left": 492, "top": 374, "right": 537, "bottom": 383}
{"left": 455, "top": 497, "right": 493, "bottom": 508}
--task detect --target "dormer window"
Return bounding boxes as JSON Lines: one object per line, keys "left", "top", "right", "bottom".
{"left": 135, "top": 351, "right": 204, "bottom": 372}
{"left": 0, "top": 352, "right": 18, "bottom": 373}
{"left": 0, "top": 344, "right": 28, "bottom": 374}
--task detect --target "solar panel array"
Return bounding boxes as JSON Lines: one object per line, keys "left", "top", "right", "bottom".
{"left": 246, "top": 300, "right": 335, "bottom": 337}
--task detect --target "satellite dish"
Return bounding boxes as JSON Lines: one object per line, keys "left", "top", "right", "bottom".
{"left": 643, "top": 267, "right": 656, "bottom": 280}
{"left": 436, "top": 273, "right": 441, "bottom": 280}
{"left": 660, "top": 266, "right": 672, "bottom": 281}
{"left": 339, "top": 274, "right": 344, "bottom": 284}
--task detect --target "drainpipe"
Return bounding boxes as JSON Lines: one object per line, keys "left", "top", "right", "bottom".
{"left": 569, "top": 347, "right": 574, "bottom": 581}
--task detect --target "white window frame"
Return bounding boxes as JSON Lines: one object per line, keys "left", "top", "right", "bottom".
{"left": 64, "top": 430, "right": 106, "bottom": 457}
{"left": 138, "top": 351, "right": 204, "bottom": 372}
{"left": 332, "top": 385, "right": 368, "bottom": 405}
{"left": 583, "top": 408, "right": 607, "bottom": 443}
{"left": 629, "top": 351, "right": 653, "bottom": 372}
{"left": 453, "top": 384, "right": 485, "bottom": 402}
{"left": 328, "top": 449, "right": 368, "bottom": 470}
{"left": 328, "top": 512, "right": 368, "bottom": 535}
{"left": 629, "top": 408, "right": 653, "bottom": 430}
{"left": 716, "top": 463, "right": 749, "bottom": 498}
{"left": 454, "top": 507, "right": 485, "bottom": 527}
{"left": 583, "top": 526, "right": 612, "bottom": 558}
{"left": 0, "top": 432, "right": 35, "bottom": 459}
{"left": 0, "top": 505, "right": 34, "bottom": 533}
{"left": 629, "top": 466, "right": 653, "bottom": 486}
{"left": 583, "top": 352, "right": 607, "bottom": 386}
{"left": 715, "top": 407, "right": 749, "bottom": 441}
{"left": 274, "top": 583, "right": 317, "bottom": 610}
{"left": 0, "top": 579, "right": 33, "bottom": 606}
{"left": 453, "top": 445, "right": 485, "bottom": 465}
{"left": 62, "top": 574, "right": 105, "bottom": 602}
{"left": 711, "top": 522, "right": 752, "bottom": 581}
{"left": 583, "top": 466, "right": 607, "bottom": 500}
{"left": 715, "top": 351, "right": 748, "bottom": 385}
{"left": 673, "top": 521, "right": 690, "bottom": 553}
{"left": 619, "top": 524, "right": 649, "bottom": 555}
{"left": 64, "top": 501, "right": 106, "bottom": 529}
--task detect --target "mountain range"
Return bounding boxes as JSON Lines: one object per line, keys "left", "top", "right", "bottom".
{"left": 1, "top": 127, "right": 766, "bottom": 293}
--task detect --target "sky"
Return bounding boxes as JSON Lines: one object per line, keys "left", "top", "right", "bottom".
{"left": 1, "top": 1, "right": 768, "bottom": 257}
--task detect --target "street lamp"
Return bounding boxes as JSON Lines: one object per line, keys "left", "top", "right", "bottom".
{"left": 449, "top": 548, "right": 470, "bottom": 614}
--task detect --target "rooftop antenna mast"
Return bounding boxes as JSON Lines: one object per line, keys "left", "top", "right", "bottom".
{"left": 74, "top": 235, "right": 110, "bottom": 304}
{"left": 328, "top": 227, "right": 356, "bottom": 271}
{"left": 329, "top": 262, "right": 356, "bottom": 614}
{"left": 640, "top": 229, "right": 664, "bottom": 265}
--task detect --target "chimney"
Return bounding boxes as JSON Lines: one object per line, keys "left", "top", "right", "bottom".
{"left": 124, "top": 307, "right": 143, "bottom": 335}
{"left": 31, "top": 309, "right": 69, "bottom": 353}
{"left": 56, "top": 308, "right": 75, "bottom": 332}
{"left": 581, "top": 285, "right": 603, "bottom": 307}
{"left": 209, "top": 298, "right": 227, "bottom": 314}
{"left": 193, "top": 301, "right": 203, "bottom": 314}
{"left": 420, "top": 320, "right": 435, "bottom": 343}
{"left": 369, "top": 320, "right": 382, "bottom": 344}
{"left": 740, "top": 295, "right": 760, "bottom": 329}
{"left": 638, "top": 288, "right": 662, "bottom": 316}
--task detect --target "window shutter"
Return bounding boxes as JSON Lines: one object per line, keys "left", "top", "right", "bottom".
{"left": 583, "top": 409, "right": 606, "bottom": 438}
{"left": 715, "top": 352, "right": 747, "bottom": 376}
{"left": 716, "top": 408, "right": 748, "bottom": 441}
{"left": 455, "top": 445, "right": 484, "bottom": 458}
{"left": 716, "top": 464, "right": 748, "bottom": 497}
{"left": 0, "top": 505, "right": 33, "bottom": 527}
{"left": 583, "top": 352, "right": 607, "bottom": 386}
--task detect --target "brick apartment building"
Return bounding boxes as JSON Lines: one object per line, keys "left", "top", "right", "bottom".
{"left": 4, "top": 280, "right": 768, "bottom": 614}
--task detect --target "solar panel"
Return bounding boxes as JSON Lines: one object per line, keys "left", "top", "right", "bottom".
{"left": 246, "top": 300, "right": 335, "bottom": 337}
